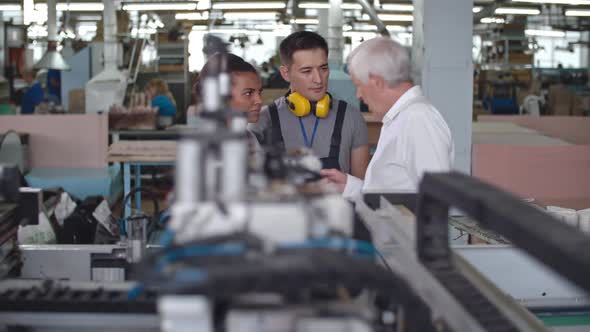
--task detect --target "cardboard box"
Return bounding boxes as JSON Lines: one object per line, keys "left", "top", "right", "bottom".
{"left": 158, "top": 64, "right": 184, "bottom": 73}
{"left": 572, "top": 94, "right": 590, "bottom": 116}
{"left": 498, "top": 52, "right": 533, "bottom": 65}
{"left": 68, "top": 89, "right": 85, "bottom": 114}
{"left": 548, "top": 84, "right": 574, "bottom": 116}
{"left": 108, "top": 112, "right": 156, "bottom": 130}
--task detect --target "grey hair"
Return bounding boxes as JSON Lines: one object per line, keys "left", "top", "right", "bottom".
{"left": 347, "top": 37, "right": 412, "bottom": 87}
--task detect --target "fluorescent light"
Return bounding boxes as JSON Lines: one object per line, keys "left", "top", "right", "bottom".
{"left": 197, "top": 0, "right": 210, "bottom": 10}
{"left": 35, "top": 3, "right": 104, "bottom": 11}
{"left": 480, "top": 17, "right": 506, "bottom": 23}
{"left": 291, "top": 18, "right": 319, "bottom": 24}
{"left": 525, "top": 29, "right": 566, "bottom": 37}
{"left": 380, "top": 3, "right": 481, "bottom": 14}
{"left": 223, "top": 12, "right": 278, "bottom": 20}
{"left": 209, "top": 28, "right": 249, "bottom": 34}
{"left": 62, "top": 3, "right": 103, "bottom": 11}
{"left": 0, "top": 5, "right": 21, "bottom": 11}
{"left": 341, "top": 3, "right": 363, "bottom": 9}
{"left": 356, "top": 24, "right": 378, "bottom": 31}
{"left": 298, "top": 2, "right": 362, "bottom": 9}
{"left": 122, "top": 3, "right": 198, "bottom": 11}
{"left": 377, "top": 14, "right": 413, "bottom": 21}
{"left": 495, "top": 7, "right": 540, "bottom": 15}
{"left": 23, "top": 0, "right": 34, "bottom": 25}
{"left": 566, "top": 9, "right": 590, "bottom": 16}
{"left": 76, "top": 15, "right": 102, "bottom": 21}
{"left": 387, "top": 25, "right": 408, "bottom": 32}
{"left": 175, "top": 12, "right": 209, "bottom": 20}
{"left": 213, "top": 2, "right": 285, "bottom": 9}
{"left": 513, "top": 0, "right": 590, "bottom": 4}
{"left": 299, "top": 3, "right": 330, "bottom": 9}
{"left": 381, "top": 4, "right": 413, "bottom": 11}
{"left": 191, "top": 26, "right": 208, "bottom": 31}
{"left": 380, "top": 4, "right": 481, "bottom": 13}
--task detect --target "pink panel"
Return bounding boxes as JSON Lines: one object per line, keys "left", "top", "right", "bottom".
{"left": 0, "top": 114, "right": 108, "bottom": 168}
{"left": 472, "top": 144, "right": 590, "bottom": 209}
{"left": 478, "top": 115, "right": 590, "bottom": 145}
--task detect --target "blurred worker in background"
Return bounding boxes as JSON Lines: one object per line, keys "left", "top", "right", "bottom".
{"left": 146, "top": 78, "right": 177, "bottom": 128}
{"left": 20, "top": 69, "right": 44, "bottom": 115}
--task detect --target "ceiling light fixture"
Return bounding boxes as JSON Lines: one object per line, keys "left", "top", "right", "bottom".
{"left": 122, "top": 3, "right": 198, "bottom": 11}
{"left": 480, "top": 17, "right": 506, "bottom": 23}
{"left": 565, "top": 9, "right": 590, "bottom": 15}
{"left": 495, "top": 7, "right": 540, "bottom": 15}
{"left": 380, "top": 4, "right": 413, "bottom": 11}
{"left": 35, "top": 2, "right": 104, "bottom": 11}
{"left": 387, "top": 25, "right": 408, "bottom": 31}
{"left": 0, "top": 4, "right": 21, "bottom": 11}
{"left": 223, "top": 12, "right": 279, "bottom": 20}
{"left": 377, "top": 14, "right": 413, "bottom": 21}
{"left": 298, "top": 2, "right": 362, "bottom": 9}
{"left": 513, "top": 0, "right": 590, "bottom": 5}
{"left": 213, "top": 2, "right": 285, "bottom": 9}
{"left": 291, "top": 18, "right": 320, "bottom": 24}
{"left": 525, "top": 29, "right": 566, "bottom": 37}
{"left": 175, "top": 12, "right": 209, "bottom": 20}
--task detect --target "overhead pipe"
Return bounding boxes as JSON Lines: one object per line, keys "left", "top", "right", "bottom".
{"left": 103, "top": 0, "right": 118, "bottom": 72}
{"left": 474, "top": 0, "right": 510, "bottom": 23}
{"left": 328, "top": 0, "right": 344, "bottom": 66}
{"left": 354, "top": 0, "right": 390, "bottom": 37}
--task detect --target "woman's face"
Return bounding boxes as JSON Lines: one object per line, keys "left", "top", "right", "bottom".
{"left": 230, "top": 72, "right": 263, "bottom": 123}
{"left": 146, "top": 85, "right": 157, "bottom": 98}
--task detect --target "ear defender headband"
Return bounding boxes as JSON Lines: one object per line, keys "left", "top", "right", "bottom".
{"left": 286, "top": 92, "right": 331, "bottom": 118}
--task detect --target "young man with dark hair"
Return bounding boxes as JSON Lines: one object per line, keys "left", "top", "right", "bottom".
{"left": 249, "top": 31, "right": 369, "bottom": 178}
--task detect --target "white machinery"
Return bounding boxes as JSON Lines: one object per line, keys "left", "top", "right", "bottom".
{"left": 85, "top": 0, "right": 128, "bottom": 114}
{"left": 520, "top": 95, "right": 544, "bottom": 116}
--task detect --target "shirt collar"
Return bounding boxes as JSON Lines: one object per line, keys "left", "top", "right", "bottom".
{"left": 382, "top": 85, "right": 423, "bottom": 125}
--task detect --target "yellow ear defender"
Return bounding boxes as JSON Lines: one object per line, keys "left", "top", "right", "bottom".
{"left": 286, "top": 92, "right": 331, "bottom": 118}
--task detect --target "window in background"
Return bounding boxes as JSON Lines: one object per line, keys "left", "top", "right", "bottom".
{"left": 534, "top": 32, "right": 582, "bottom": 68}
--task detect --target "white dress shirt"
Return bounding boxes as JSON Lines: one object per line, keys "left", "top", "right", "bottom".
{"left": 342, "top": 86, "right": 454, "bottom": 202}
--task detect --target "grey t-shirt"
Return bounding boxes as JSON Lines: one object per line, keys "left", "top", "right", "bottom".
{"left": 248, "top": 96, "right": 369, "bottom": 173}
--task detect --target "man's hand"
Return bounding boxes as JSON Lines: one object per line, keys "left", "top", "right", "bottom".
{"left": 320, "top": 168, "right": 348, "bottom": 193}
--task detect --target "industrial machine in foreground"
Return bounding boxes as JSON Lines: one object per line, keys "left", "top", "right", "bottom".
{"left": 0, "top": 36, "right": 589, "bottom": 332}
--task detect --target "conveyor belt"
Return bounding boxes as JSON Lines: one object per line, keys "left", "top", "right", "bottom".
{"left": 0, "top": 282, "right": 157, "bottom": 313}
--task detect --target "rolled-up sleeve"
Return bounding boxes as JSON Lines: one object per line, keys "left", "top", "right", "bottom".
{"left": 342, "top": 174, "right": 364, "bottom": 202}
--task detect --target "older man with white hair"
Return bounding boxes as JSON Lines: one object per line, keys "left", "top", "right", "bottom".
{"left": 321, "top": 37, "right": 454, "bottom": 202}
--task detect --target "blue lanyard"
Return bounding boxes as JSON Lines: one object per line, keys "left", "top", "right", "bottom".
{"left": 298, "top": 116, "right": 320, "bottom": 148}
